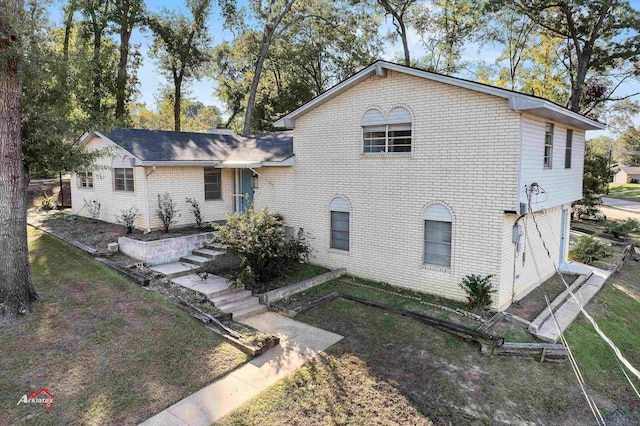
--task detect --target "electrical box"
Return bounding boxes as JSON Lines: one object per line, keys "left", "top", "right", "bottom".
{"left": 512, "top": 223, "right": 523, "bottom": 252}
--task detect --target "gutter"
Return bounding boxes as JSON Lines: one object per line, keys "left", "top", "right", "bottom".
{"left": 144, "top": 166, "right": 156, "bottom": 233}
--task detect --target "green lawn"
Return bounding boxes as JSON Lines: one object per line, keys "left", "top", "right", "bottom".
{"left": 608, "top": 183, "right": 640, "bottom": 201}
{"left": 218, "top": 262, "right": 640, "bottom": 425}
{"left": 1, "top": 227, "right": 250, "bottom": 425}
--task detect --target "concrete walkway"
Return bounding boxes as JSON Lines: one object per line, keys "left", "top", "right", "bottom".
{"left": 535, "top": 263, "right": 611, "bottom": 342}
{"left": 140, "top": 312, "right": 343, "bottom": 426}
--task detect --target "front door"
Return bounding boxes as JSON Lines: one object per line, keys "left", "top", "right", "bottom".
{"left": 559, "top": 209, "right": 568, "bottom": 265}
{"left": 237, "top": 169, "right": 254, "bottom": 213}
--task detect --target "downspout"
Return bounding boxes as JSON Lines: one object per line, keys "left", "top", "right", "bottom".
{"left": 144, "top": 166, "right": 156, "bottom": 233}
{"left": 511, "top": 112, "right": 525, "bottom": 304}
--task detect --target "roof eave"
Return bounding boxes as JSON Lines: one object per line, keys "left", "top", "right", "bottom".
{"left": 273, "top": 60, "right": 606, "bottom": 131}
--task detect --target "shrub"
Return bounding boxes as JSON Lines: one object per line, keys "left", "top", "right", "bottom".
{"left": 608, "top": 219, "right": 639, "bottom": 239}
{"left": 115, "top": 207, "right": 139, "bottom": 234}
{"left": 568, "top": 236, "right": 609, "bottom": 264}
{"left": 235, "top": 265, "right": 256, "bottom": 289}
{"left": 83, "top": 198, "right": 101, "bottom": 220}
{"left": 186, "top": 197, "right": 203, "bottom": 228}
{"left": 156, "top": 192, "right": 177, "bottom": 233}
{"left": 40, "top": 193, "right": 55, "bottom": 211}
{"left": 214, "top": 206, "right": 311, "bottom": 289}
{"left": 459, "top": 274, "right": 495, "bottom": 310}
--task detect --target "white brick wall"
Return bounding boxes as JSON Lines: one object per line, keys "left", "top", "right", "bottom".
{"left": 71, "top": 137, "right": 235, "bottom": 230}
{"left": 255, "top": 70, "right": 524, "bottom": 306}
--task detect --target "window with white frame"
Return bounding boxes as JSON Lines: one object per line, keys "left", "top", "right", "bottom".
{"left": 423, "top": 204, "right": 452, "bottom": 267}
{"left": 362, "top": 107, "right": 412, "bottom": 154}
{"left": 565, "top": 129, "right": 573, "bottom": 169}
{"left": 330, "top": 197, "right": 350, "bottom": 251}
{"left": 544, "top": 123, "right": 554, "bottom": 169}
{"left": 78, "top": 171, "right": 93, "bottom": 188}
{"left": 114, "top": 168, "right": 134, "bottom": 192}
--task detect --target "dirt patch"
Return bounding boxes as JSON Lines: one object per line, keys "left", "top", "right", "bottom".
{"left": 507, "top": 273, "right": 579, "bottom": 322}
{"left": 27, "top": 178, "right": 71, "bottom": 209}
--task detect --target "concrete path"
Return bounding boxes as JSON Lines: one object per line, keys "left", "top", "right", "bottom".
{"left": 140, "top": 312, "right": 343, "bottom": 426}
{"left": 536, "top": 263, "right": 611, "bottom": 343}
{"left": 602, "top": 197, "right": 640, "bottom": 213}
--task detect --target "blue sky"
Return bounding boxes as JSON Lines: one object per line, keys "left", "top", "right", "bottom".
{"left": 49, "top": 0, "right": 639, "bottom": 136}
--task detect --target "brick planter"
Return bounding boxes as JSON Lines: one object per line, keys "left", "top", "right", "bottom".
{"left": 118, "top": 232, "right": 215, "bottom": 266}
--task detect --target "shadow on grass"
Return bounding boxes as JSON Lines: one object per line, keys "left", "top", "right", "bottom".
{"left": 0, "top": 227, "right": 250, "bottom": 425}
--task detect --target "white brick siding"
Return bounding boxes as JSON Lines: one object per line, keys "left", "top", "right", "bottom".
{"left": 71, "top": 137, "right": 235, "bottom": 230}
{"left": 255, "top": 70, "right": 523, "bottom": 306}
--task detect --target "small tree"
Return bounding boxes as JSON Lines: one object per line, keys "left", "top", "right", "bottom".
{"left": 459, "top": 274, "right": 495, "bottom": 310}
{"left": 156, "top": 192, "right": 177, "bottom": 232}
{"left": 115, "top": 207, "right": 139, "bottom": 234}
{"left": 214, "top": 206, "right": 311, "bottom": 289}
{"left": 185, "top": 197, "right": 203, "bottom": 228}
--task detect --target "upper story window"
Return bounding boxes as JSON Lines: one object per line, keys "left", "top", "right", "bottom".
{"left": 544, "top": 123, "right": 554, "bottom": 169}
{"left": 204, "top": 168, "right": 222, "bottom": 200}
{"left": 329, "top": 197, "right": 350, "bottom": 251}
{"left": 423, "top": 204, "right": 452, "bottom": 268}
{"left": 565, "top": 129, "right": 573, "bottom": 169}
{"left": 362, "top": 107, "right": 412, "bottom": 154}
{"left": 78, "top": 171, "right": 93, "bottom": 189}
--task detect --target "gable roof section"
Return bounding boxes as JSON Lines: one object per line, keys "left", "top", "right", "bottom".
{"left": 83, "top": 128, "right": 293, "bottom": 166}
{"left": 620, "top": 166, "right": 640, "bottom": 175}
{"left": 273, "top": 60, "right": 605, "bottom": 131}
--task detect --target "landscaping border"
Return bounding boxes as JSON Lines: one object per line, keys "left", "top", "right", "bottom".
{"left": 608, "top": 244, "right": 634, "bottom": 275}
{"left": 257, "top": 268, "right": 346, "bottom": 305}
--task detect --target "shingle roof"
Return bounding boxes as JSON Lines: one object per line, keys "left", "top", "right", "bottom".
{"left": 621, "top": 166, "right": 640, "bottom": 175}
{"left": 103, "top": 128, "right": 293, "bottom": 163}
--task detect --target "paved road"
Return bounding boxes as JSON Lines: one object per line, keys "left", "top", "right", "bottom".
{"left": 602, "top": 197, "right": 640, "bottom": 213}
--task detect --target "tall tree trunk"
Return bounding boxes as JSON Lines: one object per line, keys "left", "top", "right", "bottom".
{"left": 0, "top": 0, "right": 38, "bottom": 322}
{"left": 242, "top": 0, "right": 296, "bottom": 135}
{"left": 398, "top": 18, "right": 410, "bottom": 66}
{"left": 174, "top": 75, "right": 182, "bottom": 132}
{"left": 62, "top": 1, "right": 75, "bottom": 83}
{"left": 115, "top": 30, "right": 131, "bottom": 120}
{"left": 568, "top": 52, "right": 591, "bottom": 112}
{"left": 91, "top": 13, "right": 102, "bottom": 120}
{"left": 243, "top": 25, "right": 273, "bottom": 135}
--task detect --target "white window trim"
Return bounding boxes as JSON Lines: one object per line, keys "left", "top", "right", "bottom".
{"left": 113, "top": 167, "right": 135, "bottom": 192}
{"left": 204, "top": 167, "right": 222, "bottom": 201}
{"left": 544, "top": 123, "right": 554, "bottom": 169}
{"left": 78, "top": 171, "right": 94, "bottom": 189}
{"left": 565, "top": 129, "right": 573, "bottom": 169}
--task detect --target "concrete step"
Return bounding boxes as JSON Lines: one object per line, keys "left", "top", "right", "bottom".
{"left": 209, "top": 290, "right": 252, "bottom": 306}
{"left": 192, "top": 248, "right": 225, "bottom": 259}
{"left": 204, "top": 242, "right": 229, "bottom": 252}
{"left": 231, "top": 304, "right": 268, "bottom": 321}
{"left": 217, "top": 296, "right": 259, "bottom": 313}
{"left": 149, "top": 262, "right": 201, "bottom": 279}
{"left": 170, "top": 273, "right": 232, "bottom": 298}
{"left": 179, "top": 254, "right": 210, "bottom": 266}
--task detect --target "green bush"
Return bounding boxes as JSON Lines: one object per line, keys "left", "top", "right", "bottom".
{"left": 40, "top": 192, "right": 55, "bottom": 210}
{"left": 156, "top": 192, "right": 177, "bottom": 233}
{"left": 608, "top": 219, "right": 639, "bottom": 239}
{"left": 214, "top": 206, "right": 311, "bottom": 290}
{"left": 459, "top": 274, "right": 495, "bottom": 310}
{"left": 568, "top": 236, "right": 609, "bottom": 264}
{"left": 185, "top": 197, "right": 203, "bottom": 228}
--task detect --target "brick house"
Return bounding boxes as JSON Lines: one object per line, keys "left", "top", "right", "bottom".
{"left": 72, "top": 60, "right": 604, "bottom": 309}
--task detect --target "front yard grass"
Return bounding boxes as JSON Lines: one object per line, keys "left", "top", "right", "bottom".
{"left": 1, "top": 227, "right": 250, "bottom": 425}
{"left": 219, "top": 260, "right": 640, "bottom": 425}
{"left": 607, "top": 183, "right": 640, "bottom": 202}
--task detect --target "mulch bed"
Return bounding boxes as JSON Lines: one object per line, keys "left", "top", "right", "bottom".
{"left": 31, "top": 212, "right": 215, "bottom": 252}
{"left": 506, "top": 273, "right": 579, "bottom": 322}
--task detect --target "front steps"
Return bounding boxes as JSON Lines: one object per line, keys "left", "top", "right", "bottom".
{"left": 150, "top": 241, "right": 265, "bottom": 320}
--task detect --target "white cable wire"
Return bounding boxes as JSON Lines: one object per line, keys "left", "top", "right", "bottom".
{"left": 526, "top": 185, "right": 640, "bottom": 388}
{"left": 525, "top": 234, "right": 604, "bottom": 425}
